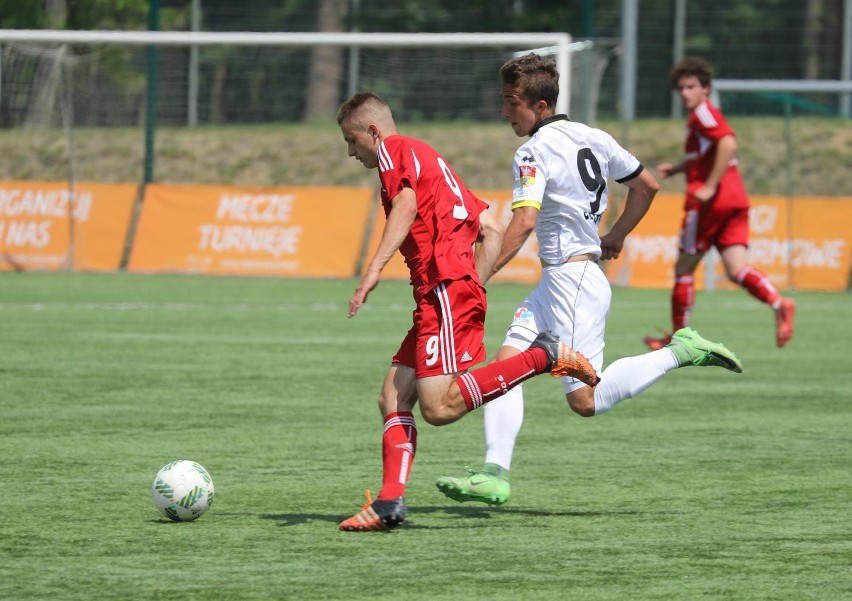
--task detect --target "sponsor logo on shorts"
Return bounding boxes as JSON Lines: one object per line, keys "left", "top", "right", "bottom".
{"left": 461, "top": 351, "right": 473, "bottom": 363}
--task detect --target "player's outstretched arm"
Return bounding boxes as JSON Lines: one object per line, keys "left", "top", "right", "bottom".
{"left": 348, "top": 188, "right": 417, "bottom": 317}
{"left": 600, "top": 169, "right": 659, "bottom": 261}
{"left": 656, "top": 161, "right": 684, "bottom": 179}
{"left": 474, "top": 208, "right": 505, "bottom": 284}
{"left": 485, "top": 206, "right": 538, "bottom": 283}
{"left": 693, "top": 134, "right": 736, "bottom": 203}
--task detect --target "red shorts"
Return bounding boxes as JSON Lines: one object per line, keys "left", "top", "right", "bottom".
{"left": 393, "top": 277, "right": 487, "bottom": 377}
{"left": 679, "top": 205, "right": 750, "bottom": 255}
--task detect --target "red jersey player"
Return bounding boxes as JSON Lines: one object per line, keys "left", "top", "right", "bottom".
{"left": 334, "top": 92, "right": 598, "bottom": 532}
{"left": 644, "top": 57, "right": 796, "bottom": 351}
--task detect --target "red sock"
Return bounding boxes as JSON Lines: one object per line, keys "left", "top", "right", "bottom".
{"left": 671, "top": 274, "right": 694, "bottom": 331}
{"left": 456, "top": 348, "right": 549, "bottom": 411}
{"left": 378, "top": 412, "right": 417, "bottom": 500}
{"left": 735, "top": 266, "right": 781, "bottom": 306}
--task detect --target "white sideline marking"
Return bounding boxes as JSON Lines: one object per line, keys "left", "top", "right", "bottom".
{"left": 0, "top": 301, "right": 399, "bottom": 312}
{"left": 0, "top": 299, "right": 841, "bottom": 313}
{"left": 0, "top": 300, "right": 520, "bottom": 312}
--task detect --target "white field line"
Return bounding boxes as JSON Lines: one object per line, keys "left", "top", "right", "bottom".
{"left": 0, "top": 298, "right": 841, "bottom": 313}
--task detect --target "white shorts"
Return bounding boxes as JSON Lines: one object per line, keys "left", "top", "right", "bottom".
{"left": 502, "top": 260, "right": 611, "bottom": 393}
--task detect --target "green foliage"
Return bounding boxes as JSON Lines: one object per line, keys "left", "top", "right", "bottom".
{"left": 0, "top": 0, "right": 43, "bottom": 28}
{"left": 202, "top": 0, "right": 315, "bottom": 32}
{"left": 0, "top": 273, "right": 850, "bottom": 600}
{"left": 0, "top": 0, "right": 187, "bottom": 30}
{"left": 1, "top": 2, "right": 839, "bottom": 121}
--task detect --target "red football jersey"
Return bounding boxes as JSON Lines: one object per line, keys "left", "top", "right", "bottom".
{"left": 376, "top": 134, "right": 488, "bottom": 301}
{"left": 684, "top": 99, "right": 749, "bottom": 210}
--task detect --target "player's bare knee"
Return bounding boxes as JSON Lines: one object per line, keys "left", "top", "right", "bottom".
{"left": 567, "top": 395, "right": 595, "bottom": 417}
{"left": 420, "top": 405, "right": 453, "bottom": 426}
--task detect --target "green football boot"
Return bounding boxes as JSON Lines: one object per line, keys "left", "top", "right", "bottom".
{"left": 666, "top": 327, "right": 743, "bottom": 373}
{"left": 435, "top": 466, "right": 510, "bottom": 506}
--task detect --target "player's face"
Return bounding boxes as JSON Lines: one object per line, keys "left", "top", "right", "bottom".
{"left": 340, "top": 120, "right": 379, "bottom": 169}
{"left": 676, "top": 75, "right": 710, "bottom": 111}
{"left": 501, "top": 84, "right": 541, "bottom": 137}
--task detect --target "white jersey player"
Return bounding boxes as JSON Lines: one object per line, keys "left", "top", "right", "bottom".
{"left": 512, "top": 116, "right": 643, "bottom": 265}
{"left": 436, "top": 53, "right": 744, "bottom": 507}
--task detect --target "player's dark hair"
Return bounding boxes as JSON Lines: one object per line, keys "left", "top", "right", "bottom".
{"left": 336, "top": 92, "right": 389, "bottom": 125}
{"left": 500, "top": 53, "right": 559, "bottom": 110}
{"left": 669, "top": 56, "right": 713, "bottom": 88}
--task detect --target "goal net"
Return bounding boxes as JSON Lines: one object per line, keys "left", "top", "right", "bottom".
{"left": 0, "top": 31, "right": 615, "bottom": 186}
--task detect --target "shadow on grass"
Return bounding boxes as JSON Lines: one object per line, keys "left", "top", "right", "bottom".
{"left": 258, "top": 505, "right": 649, "bottom": 529}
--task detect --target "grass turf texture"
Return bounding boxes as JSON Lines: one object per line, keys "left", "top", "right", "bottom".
{"left": 1, "top": 273, "right": 849, "bottom": 601}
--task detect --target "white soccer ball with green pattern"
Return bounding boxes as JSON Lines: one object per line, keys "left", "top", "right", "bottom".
{"left": 151, "top": 460, "right": 215, "bottom": 522}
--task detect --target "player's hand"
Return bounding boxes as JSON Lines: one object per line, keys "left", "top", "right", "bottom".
{"left": 348, "top": 271, "right": 380, "bottom": 318}
{"left": 656, "top": 162, "right": 675, "bottom": 179}
{"left": 348, "top": 289, "right": 366, "bottom": 318}
{"left": 692, "top": 184, "right": 716, "bottom": 203}
{"left": 599, "top": 232, "right": 625, "bottom": 261}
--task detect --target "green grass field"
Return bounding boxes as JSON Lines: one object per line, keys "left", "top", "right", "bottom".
{"left": 1, "top": 273, "right": 850, "bottom": 601}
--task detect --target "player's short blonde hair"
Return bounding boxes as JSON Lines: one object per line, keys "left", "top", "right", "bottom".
{"left": 336, "top": 92, "right": 395, "bottom": 130}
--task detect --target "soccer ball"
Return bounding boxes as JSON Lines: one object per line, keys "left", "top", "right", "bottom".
{"left": 151, "top": 460, "right": 215, "bottom": 522}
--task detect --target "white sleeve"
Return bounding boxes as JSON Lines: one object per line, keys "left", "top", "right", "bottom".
{"left": 511, "top": 145, "right": 546, "bottom": 210}
{"left": 606, "top": 134, "right": 643, "bottom": 182}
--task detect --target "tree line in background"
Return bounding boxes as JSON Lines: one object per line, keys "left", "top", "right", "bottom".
{"left": 0, "top": 0, "right": 845, "bottom": 122}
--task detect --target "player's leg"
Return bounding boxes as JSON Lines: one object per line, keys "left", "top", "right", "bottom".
{"left": 451, "top": 263, "right": 602, "bottom": 499}
{"left": 576, "top": 327, "right": 743, "bottom": 416}
{"left": 375, "top": 365, "right": 419, "bottom": 501}
{"left": 418, "top": 279, "right": 596, "bottom": 426}
{"left": 339, "top": 350, "right": 419, "bottom": 531}
{"left": 722, "top": 244, "right": 778, "bottom": 304}
{"left": 719, "top": 210, "right": 796, "bottom": 348}
{"left": 672, "top": 251, "right": 703, "bottom": 327}
{"left": 437, "top": 266, "right": 602, "bottom": 503}
{"left": 435, "top": 344, "right": 524, "bottom": 505}
{"left": 572, "top": 262, "right": 742, "bottom": 417}
{"left": 645, "top": 210, "right": 703, "bottom": 350}
{"left": 435, "top": 290, "right": 546, "bottom": 506}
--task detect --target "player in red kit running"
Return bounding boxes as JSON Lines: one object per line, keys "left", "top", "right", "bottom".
{"left": 335, "top": 92, "right": 598, "bottom": 532}
{"left": 644, "top": 57, "right": 796, "bottom": 351}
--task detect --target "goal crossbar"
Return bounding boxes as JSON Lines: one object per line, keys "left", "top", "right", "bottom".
{"left": 0, "top": 29, "right": 574, "bottom": 114}
{"left": 0, "top": 29, "right": 571, "bottom": 48}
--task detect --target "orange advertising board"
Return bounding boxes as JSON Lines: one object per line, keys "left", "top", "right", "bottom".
{"left": 361, "top": 189, "right": 542, "bottom": 285}
{"left": 128, "top": 184, "right": 373, "bottom": 277}
{"left": 0, "top": 180, "right": 136, "bottom": 272}
{"left": 604, "top": 193, "right": 852, "bottom": 292}
{"left": 753, "top": 195, "right": 852, "bottom": 291}
{"left": 367, "top": 191, "right": 850, "bottom": 292}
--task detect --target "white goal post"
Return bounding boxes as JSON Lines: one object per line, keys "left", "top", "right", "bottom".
{"left": 0, "top": 29, "right": 577, "bottom": 115}
{"left": 0, "top": 27, "right": 620, "bottom": 187}
{"left": 0, "top": 26, "right": 621, "bottom": 198}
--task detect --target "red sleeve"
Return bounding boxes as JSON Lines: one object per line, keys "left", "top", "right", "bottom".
{"left": 377, "top": 137, "right": 416, "bottom": 200}
{"left": 474, "top": 195, "right": 489, "bottom": 216}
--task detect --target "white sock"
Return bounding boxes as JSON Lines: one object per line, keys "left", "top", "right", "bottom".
{"left": 483, "top": 385, "right": 524, "bottom": 470}
{"left": 593, "top": 349, "right": 679, "bottom": 415}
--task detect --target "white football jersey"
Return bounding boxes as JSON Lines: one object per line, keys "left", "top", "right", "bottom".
{"left": 511, "top": 115, "right": 643, "bottom": 263}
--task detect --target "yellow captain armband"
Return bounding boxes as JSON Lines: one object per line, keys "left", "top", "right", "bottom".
{"left": 511, "top": 199, "right": 542, "bottom": 211}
